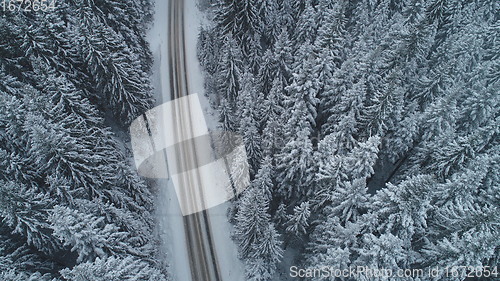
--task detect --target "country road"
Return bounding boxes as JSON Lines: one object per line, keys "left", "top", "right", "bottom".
{"left": 141, "top": 0, "right": 245, "bottom": 280}
{"left": 166, "top": 0, "right": 222, "bottom": 280}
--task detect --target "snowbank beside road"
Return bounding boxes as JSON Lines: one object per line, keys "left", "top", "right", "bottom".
{"left": 146, "top": 0, "right": 245, "bottom": 280}
{"left": 183, "top": 1, "right": 245, "bottom": 279}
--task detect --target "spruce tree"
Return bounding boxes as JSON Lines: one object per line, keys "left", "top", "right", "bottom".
{"left": 217, "top": 35, "right": 243, "bottom": 104}
{"left": 238, "top": 71, "right": 262, "bottom": 174}
{"left": 60, "top": 256, "right": 166, "bottom": 281}
{"left": 285, "top": 201, "right": 311, "bottom": 237}
{"left": 234, "top": 187, "right": 272, "bottom": 259}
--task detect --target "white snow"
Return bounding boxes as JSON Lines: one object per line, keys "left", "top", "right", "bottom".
{"left": 181, "top": 2, "right": 245, "bottom": 277}
{"left": 147, "top": 0, "right": 192, "bottom": 279}
{"left": 146, "top": 0, "right": 245, "bottom": 280}
{"left": 182, "top": 1, "right": 220, "bottom": 131}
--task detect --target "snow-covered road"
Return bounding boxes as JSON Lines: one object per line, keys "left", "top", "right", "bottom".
{"left": 146, "top": 1, "right": 245, "bottom": 280}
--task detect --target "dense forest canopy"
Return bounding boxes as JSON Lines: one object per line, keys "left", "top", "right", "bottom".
{"left": 198, "top": 0, "right": 499, "bottom": 280}
{"left": 0, "top": 1, "right": 170, "bottom": 280}
{"left": 0, "top": 0, "right": 498, "bottom": 280}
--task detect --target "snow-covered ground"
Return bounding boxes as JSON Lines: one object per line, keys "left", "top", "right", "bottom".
{"left": 146, "top": 0, "right": 245, "bottom": 280}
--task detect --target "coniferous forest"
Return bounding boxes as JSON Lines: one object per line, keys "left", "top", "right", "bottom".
{"left": 1, "top": 0, "right": 170, "bottom": 280}
{"left": 0, "top": 0, "right": 498, "bottom": 280}
{"left": 197, "top": 0, "right": 499, "bottom": 280}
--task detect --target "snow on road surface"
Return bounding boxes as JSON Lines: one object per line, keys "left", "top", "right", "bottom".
{"left": 146, "top": 0, "right": 245, "bottom": 280}
{"left": 182, "top": 1, "right": 246, "bottom": 279}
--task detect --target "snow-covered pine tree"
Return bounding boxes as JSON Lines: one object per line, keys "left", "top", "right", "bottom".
{"left": 294, "top": 3, "right": 318, "bottom": 45}
{"left": 329, "top": 111, "right": 359, "bottom": 155}
{"left": 272, "top": 29, "right": 294, "bottom": 86}
{"left": 306, "top": 247, "right": 350, "bottom": 281}
{"left": 73, "top": 6, "right": 153, "bottom": 125}
{"left": 252, "top": 156, "right": 274, "bottom": 202}
{"left": 218, "top": 97, "right": 237, "bottom": 132}
{"left": 214, "top": 0, "right": 240, "bottom": 36}
{"left": 261, "top": 77, "right": 286, "bottom": 158}
{"left": 259, "top": 0, "right": 280, "bottom": 45}
{"left": 286, "top": 43, "right": 320, "bottom": 134}
{"left": 280, "top": 0, "right": 304, "bottom": 30}
{"left": 257, "top": 49, "right": 277, "bottom": 95}
{"left": 421, "top": 152, "right": 499, "bottom": 271}
{"left": 328, "top": 178, "right": 370, "bottom": 225}
{"left": 275, "top": 120, "right": 316, "bottom": 200}
{"left": 49, "top": 205, "right": 128, "bottom": 263}
{"left": 60, "top": 256, "right": 166, "bottom": 281}
{"left": 233, "top": 187, "right": 273, "bottom": 259}
{"left": 321, "top": 58, "right": 366, "bottom": 135}
{"left": 217, "top": 35, "right": 243, "bottom": 104}
{"left": 422, "top": 191, "right": 499, "bottom": 273}
{"left": 305, "top": 215, "right": 362, "bottom": 272}
{"left": 245, "top": 33, "right": 263, "bottom": 74}
{"left": 0, "top": 224, "right": 61, "bottom": 277}
{"left": 360, "top": 72, "right": 405, "bottom": 138}
{"left": 91, "top": 0, "right": 154, "bottom": 69}
{"left": 348, "top": 136, "right": 381, "bottom": 180}
{"left": 214, "top": 0, "right": 262, "bottom": 52}
{"left": 235, "top": 0, "right": 262, "bottom": 45}
{"left": 354, "top": 233, "right": 409, "bottom": 280}
{"left": 251, "top": 223, "right": 283, "bottom": 264}
{"left": 238, "top": 71, "right": 262, "bottom": 175}
{"left": 314, "top": 0, "right": 347, "bottom": 69}
{"left": 244, "top": 258, "right": 273, "bottom": 281}
{"left": 245, "top": 223, "right": 283, "bottom": 280}
{"left": 0, "top": 181, "right": 60, "bottom": 255}
{"left": 312, "top": 135, "right": 350, "bottom": 211}
{"left": 285, "top": 201, "right": 311, "bottom": 237}
{"left": 371, "top": 175, "right": 436, "bottom": 252}
{"left": 197, "top": 27, "right": 221, "bottom": 75}
{"left": 0, "top": 270, "right": 53, "bottom": 281}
